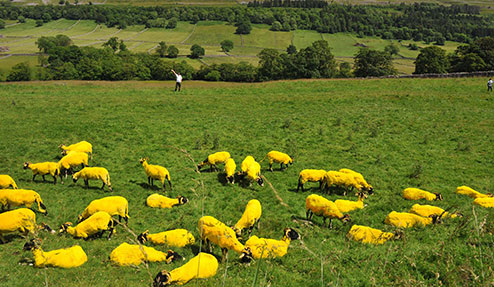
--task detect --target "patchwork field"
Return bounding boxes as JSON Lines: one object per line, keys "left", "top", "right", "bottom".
{"left": 0, "top": 78, "right": 493, "bottom": 286}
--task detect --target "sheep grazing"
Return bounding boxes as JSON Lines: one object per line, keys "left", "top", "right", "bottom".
{"left": 473, "top": 197, "right": 494, "bottom": 208}
{"left": 78, "top": 196, "right": 129, "bottom": 224}
{"left": 245, "top": 161, "right": 264, "bottom": 187}
{"left": 402, "top": 188, "right": 443, "bottom": 201}
{"left": 0, "top": 189, "right": 48, "bottom": 215}
{"left": 146, "top": 194, "right": 188, "bottom": 209}
{"left": 296, "top": 169, "right": 326, "bottom": 192}
{"left": 0, "top": 174, "right": 18, "bottom": 189}
{"left": 339, "top": 168, "right": 373, "bottom": 194}
{"left": 60, "top": 141, "right": 93, "bottom": 159}
{"left": 334, "top": 191, "right": 367, "bottom": 213}
{"left": 138, "top": 229, "right": 195, "bottom": 248}
{"left": 239, "top": 156, "right": 255, "bottom": 176}
{"left": 72, "top": 167, "right": 112, "bottom": 192}
{"left": 232, "top": 199, "right": 262, "bottom": 238}
{"left": 197, "top": 216, "right": 253, "bottom": 262}
{"left": 456, "top": 186, "right": 492, "bottom": 199}
{"left": 23, "top": 239, "right": 87, "bottom": 268}
{"left": 60, "top": 211, "right": 115, "bottom": 240}
{"left": 140, "top": 158, "right": 172, "bottom": 192}
{"left": 321, "top": 171, "right": 363, "bottom": 195}
{"left": 197, "top": 151, "right": 231, "bottom": 172}
{"left": 23, "top": 162, "right": 59, "bottom": 184}
{"left": 57, "top": 151, "right": 89, "bottom": 183}
{"left": 153, "top": 252, "right": 218, "bottom": 287}
{"left": 408, "top": 204, "right": 461, "bottom": 219}
{"left": 347, "top": 225, "right": 403, "bottom": 245}
{"left": 244, "top": 228, "right": 299, "bottom": 259}
{"left": 110, "top": 242, "right": 183, "bottom": 266}
{"left": 262, "top": 150, "right": 293, "bottom": 172}
{"left": 305, "top": 194, "right": 350, "bottom": 229}
{"left": 224, "top": 158, "right": 236, "bottom": 184}
{"left": 0, "top": 208, "right": 54, "bottom": 242}
{"left": 384, "top": 211, "right": 440, "bottom": 228}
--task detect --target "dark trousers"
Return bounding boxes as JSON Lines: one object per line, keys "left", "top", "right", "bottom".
{"left": 175, "top": 82, "right": 181, "bottom": 91}
{"left": 489, "top": 86, "right": 493, "bottom": 92}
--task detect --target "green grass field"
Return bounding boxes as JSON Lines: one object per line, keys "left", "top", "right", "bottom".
{"left": 0, "top": 78, "right": 493, "bottom": 286}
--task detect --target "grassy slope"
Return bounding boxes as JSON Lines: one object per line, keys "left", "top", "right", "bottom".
{"left": 0, "top": 78, "right": 493, "bottom": 286}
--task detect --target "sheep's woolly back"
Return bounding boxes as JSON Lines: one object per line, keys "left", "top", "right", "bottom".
{"left": 0, "top": 189, "right": 46, "bottom": 213}
{"left": 347, "top": 225, "right": 395, "bottom": 245}
{"left": 168, "top": 253, "right": 219, "bottom": 285}
{"left": 141, "top": 160, "right": 170, "bottom": 183}
{"left": 73, "top": 167, "right": 111, "bottom": 186}
{"left": 246, "top": 161, "right": 261, "bottom": 181}
{"left": 324, "top": 171, "right": 362, "bottom": 191}
{"left": 198, "top": 216, "right": 245, "bottom": 254}
{"left": 0, "top": 175, "right": 18, "bottom": 189}
{"left": 146, "top": 194, "right": 180, "bottom": 209}
{"left": 110, "top": 243, "right": 169, "bottom": 266}
{"left": 207, "top": 152, "right": 231, "bottom": 165}
{"left": 0, "top": 208, "right": 36, "bottom": 235}
{"left": 334, "top": 194, "right": 365, "bottom": 213}
{"left": 306, "top": 194, "right": 343, "bottom": 219}
{"left": 225, "top": 158, "right": 236, "bottom": 178}
{"left": 61, "top": 141, "right": 92, "bottom": 155}
{"left": 266, "top": 151, "right": 292, "bottom": 165}
{"left": 66, "top": 211, "right": 113, "bottom": 238}
{"left": 473, "top": 197, "right": 494, "bottom": 208}
{"left": 25, "top": 162, "right": 59, "bottom": 177}
{"left": 384, "top": 211, "right": 433, "bottom": 228}
{"left": 240, "top": 156, "right": 256, "bottom": 173}
{"left": 408, "top": 204, "right": 456, "bottom": 218}
{"left": 339, "top": 168, "right": 372, "bottom": 190}
{"left": 456, "top": 186, "right": 491, "bottom": 199}
{"left": 244, "top": 235, "right": 291, "bottom": 259}
{"left": 234, "top": 199, "right": 262, "bottom": 231}
{"left": 147, "top": 229, "right": 195, "bottom": 247}
{"left": 298, "top": 169, "right": 327, "bottom": 185}
{"left": 57, "top": 152, "right": 89, "bottom": 170}
{"left": 402, "top": 188, "right": 437, "bottom": 201}
{"left": 80, "top": 196, "right": 128, "bottom": 221}
{"left": 32, "top": 245, "right": 87, "bottom": 268}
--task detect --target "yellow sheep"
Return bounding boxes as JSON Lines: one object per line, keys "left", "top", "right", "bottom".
{"left": 245, "top": 161, "right": 264, "bottom": 187}
{"left": 0, "top": 208, "right": 36, "bottom": 242}
{"left": 239, "top": 156, "right": 255, "bottom": 175}
{"left": 60, "top": 140, "right": 93, "bottom": 159}
{"left": 0, "top": 189, "right": 47, "bottom": 215}
{"left": 261, "top": 150, "right": 293, "bottom": 171}
{"left": 296, "top": 169, "right": 327, "bottom": 192}
{"left": 197, "top": 151, "right": 231, "bottom": 172}
{"left": 72, "top": 167, "right": 112, "bottom": 191}
{"left": 305, "top": 194, "right": 350, "bottom": 229}
{"left": 110, "top": 242, "right": 183, "bottom": 266}
{"left": 334, "top": 191, "right": 367, "bottom": 213}
{"left": 244, "top": 228, "right": 299, "bottom": 259}
{"left": 347, "top": 225, "right": 402, "bottom": 245}
{"left": 224, "top": 158, "right": 236, "bottom": 184}
{"left": 78, "top": 196, "right": 129, "bottom": 224}
{"left": 339, "top": 168, "right": 373, "bottom": 194}
{"left": 60, "top": 211, "right": 115, "bottom": 240}
{"left": 23, "top": 239, "right": 87, "bottom": 268}
{"left": 153, "top": 252, "right": 219, "bottom": 286}
{"left": 140, "top": 158, "right": 172, "bottom": 192}
{"left": 146, "top": 194, "right": 188, "bottom": 209}
{"left": 138, "top": 229, "right": 195, "bottom": 248}
{"left": 0, "top": 174, "right": 18, "bottom": 189}
{"left": 233, "top": 199, "right": 262, "bottom": 237}
{"left": 384, "top": 211, "right": 440, "bottom": 228}
{"left": 322, "top": 171, "right": 362, "bottom": 195}
{"left": 57, "top": 151, "right": 89, "bottom": 183}
{"left": 473, "top": 197, "right": 494, "bottom": 208}
{"left": 198, "top": 216, "right": 253, "bottom": 262}
{"left": 23, "top": 162, "right": 60, "bottom": 184}
{"left": 402, "top": 188, "right": 443, "bottom": 201}
{"left": 408, "top": 204, "right": 461, "bottom": 219}
{"left": 456, "top": 186, "right": 492, "bottom": 199}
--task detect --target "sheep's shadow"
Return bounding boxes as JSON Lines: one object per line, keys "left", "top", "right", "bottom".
{"left": 217, "top": 173, "right": 228, "bottom": 185}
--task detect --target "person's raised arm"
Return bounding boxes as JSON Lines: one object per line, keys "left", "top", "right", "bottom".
{"left": 171, "top": 69, "right": 177, "bottom": 76}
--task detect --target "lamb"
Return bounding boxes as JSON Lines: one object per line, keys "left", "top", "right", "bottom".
{"left": 146, "top": 194, "right": 188, "bottom": 209}
{"left": 0, "top": 174, "right": 18, "bottom": 189}
{"left": 347, "top": 225, "right": 403, "bottom": 245}
{"left": 334, "top": 191, "right": 367, "bottom": 213}
{"left": 23, "top": 239, "right": 87, "bottom": 268}
{"left": 244, "top": 228, "right": 299, "bottom": 259}
{"left": 197, "top": 216, "right": 253, "bottom": 262}
{"left": 384, "top": 211, "right": 440, "bottom": 228}
{"left": 305, "top": 194, "right": 350, "bottom": 228}
{"left": 57, "top": 151, "right": 89, "bottom": 183}
{"left": 153, "top": 252, "right": 218, "bottom": 287}
{"left": 140, "top": 158, "right": 172, "bottom": 192}
{"left": 456, "top": 186, "right": 492, "bottom": 199}
{"left": 473, "top": 197, "right": 494, "bottom": 208}
{"left": 402, "top": 188, "right": 443, "bottom": 201}
{"left": 110, "top": 242, "right": 183, "bottom": 266}
{"left": 60, "top": 141, "right": 93, "bottom": 159}
{"left": 0, "top": 189, "right": 48, "bottom": 215}
{"left": 0, "top": 208, "right": 54, "bottom": 242}
{"left": 78, "top": 196, "right": 129, "bottom": 224}
{"left": 232, "top": 199, "right": 262, "bottom": 237}
{"left": 296, "top": 169, "right": 327, "bottom": 192}
{"left": 72, "top": 167, "right": 112, "bottom": 191}
{"left": 245, "top": 161, "right": 264, "bottom": 187}
{"left": 262, "top": 151, "right": 293, "bottom": 171}
{"left": 339, "top": 168, "right": 374, "bottom": 194}
{"left": 197, "top": 151, "right": 231, "bottom": 172}
{"left": 60, "top": 211, "right": 115, "bottom": 240}
{"left": 224, "top": 158, "right": 236, "bottom": 184}
{"left": 23, "top": 162, "right": 60, "bottom": 184}
{"left": 408, "top": 204, "right": 461, "bottom": 219}
{"left": 138, "top": 229, "right": 195, "bottom": 248}
{"left": 321, "top": 171, "right": 363, "bottom": 194}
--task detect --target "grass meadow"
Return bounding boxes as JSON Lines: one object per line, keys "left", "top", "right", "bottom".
{"left": 0, "top": 78, "right": 493, "bottom": 286}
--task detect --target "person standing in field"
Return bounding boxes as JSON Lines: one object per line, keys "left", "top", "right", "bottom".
{"left": 488, "top": 78, "right": 493, "bottom": 92}
{"left": 171, "top": 69, "right": 182, "bottom": 92}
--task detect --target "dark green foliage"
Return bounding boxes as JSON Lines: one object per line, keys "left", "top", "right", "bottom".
{"left": 286, "top": 44, "right": 297, "bottom": 55}
{"left": 205, "top": 70, "right": 221, "bottom": 81}
{"left": 220, "top": 40, "right": 234, "bottom": 52}
{"left": 166, "top": 17, "right": 177, "bottom": 29}
{"left": 35, "top": 19, "right": 43, "bottom": 27}
{"left": 156, "top": 41, "right": 167, "bottom": 58}
{"left": 167, "top": 45, "right": 179, "bottom": 58}
{"left": 354, "top": 48, "right": 397, "bottom": 77}
{"left": 384, "top": 43, "right": 399, "bottom": 56}
{"left": 235, "top": 18, "right": 252, "bottom": 35}
{"left": 449, "top": 37, "right": 494, "bottom": 72}
{"left": 7, "top": 62, "right": 31, "bottom": 82}
{"left": 270, "top": 21, "right": 282, "bottom": 31}
{"left": 414, "top": 46, "right": 449, "bottom": 74}
{"left": 190, "top": 44, "right": 205, "bottom": 59}
{"left": 17, "top": 15, "right": 25, "bottom": 23}
{"left": 338, "top": 62, "right": 352, "bottom": 78}
{"left": 103, "top": 37, "right": 119, "bottom": 52}
{"left": 36, "top": 35, "right": 72, "bottom": 53}
{"left": 0, "top": 19, "right": 4, "bottom": 29}
{"left": 408, "top": 43, "right": 419, "bottom": 50}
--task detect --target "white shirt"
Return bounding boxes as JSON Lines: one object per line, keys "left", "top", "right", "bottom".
{"left": 176, "top": 75, "right": 182, "bottom": 83}
{"left": 488, "top": 80, "right": 493, "bottom": 87}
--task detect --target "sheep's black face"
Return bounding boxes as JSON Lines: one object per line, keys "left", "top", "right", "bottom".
{"left": 239, "top": 247, "right": 253, "bottom": 263}
{"left": 166, "top": 250, "right": 184, "bottom": 262}
{"left": 435, "top": 193, "right": 443, "bottom": 201}
{"left": 23, "top": 239, "right": 37, "bottom": 251}
{"left": 285, "top": 228, "right": 300, "bottom": 240}
{"left": 367, "top": 187, "right": 374, "bottom": 195}
{"left": 153, "top": 270, "right": 171, "bottom": 287}
{"left": 341, "top": 214, "right": 351, "bottom": 224}
{"left": 23, "top": 162, "right": 29, "bottom": 170}
{"left": 256, "top": 177, "right": 264, "bottom": 187}
{"left": 137, "top": 231, "right": 148, "bottom": 244}
{"left": 179, "top": 196, "right": 188, "bottom": 205}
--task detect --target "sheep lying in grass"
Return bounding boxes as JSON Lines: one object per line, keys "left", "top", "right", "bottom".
{"left": 138, "top": 229, "right": 195, "bottom": 248}
{"left": 146, "top": 194, "right": 188, "bottom": 209}
{"left": 347, "top": 225, "right": 403, "bottom": 245}
{"left": 245, "top": 161, "right": 264, "bottom": 187}
{"left": 23, "top": 239, "right": 87, "bottom": 268}
{"left": 305, "top": 194, "right": 350, "bottom": 229}
{"left": 334, "top": 191, "right": 367, "bottom": 213}
{"left": 153, "top": 252, "right": 218, "bottom": 287}
{"left": 72, "top": 167, "right": 112, "bottom": 191}
{"left": 60, "top": 211, "right": 115, "bottom": 240}
{"left": 262, "top": 151, "right": 293, "bottom": 171}
{"left": 0, "top": 208, "right": 54, "bottom": 243}
{"left": 0, "top": 189, "right": 48, "bottom": 215}
{"left": 57, "top": 151, "right": 89, "bottom": 183}
{"left": 402, "top": 188, "right": 443, "bottom": 201}
{"left": 473, "top": 197, "right": 494, "bottom": 208}
{"left": 224, "top": 158, "right": 236, "bottom": 184}
{"left": 60, "top": 141, "right": 93, "bottom": 159}
{"left": 408, "top": 204, "right": 461, "bottom": 219}
{"left": 232, "top": 199, "right": 262, "bottom": 238}
{"left": 23, "top": 162, "right": 59, "bottom": 184}
{"left": 321, "top": 171, "right": 362, "bottom": 195}
{"left": 456, "top": 186, "right": 492, "bottom": 199}
{"left": 197, "top": 151, "right": 231, "bottom": 172}
{"left": 198, "top": 216, "right": 253, "bottom": 262}
{"left": 244, "top": 228, "right": 299, "bottom": 259}
{"left": 78, "top": 196, "right": 129, "bottom": 224}
{"left": 110, "top": 242, "right": 183, "bottom": 266}
{"left": 140, "top": 158, "right": 172, "bottom": 192}
{"left": 296, "top": 169, "right": 326, "bottom": 192}
{"left": 0, "top": 174, "right": 18, "bottom": 189}
{"left": 384, "top": 211, "right": 440, "bottom": 228}
{"left": 339, "top": 168, "right": 373, "bottom": 194}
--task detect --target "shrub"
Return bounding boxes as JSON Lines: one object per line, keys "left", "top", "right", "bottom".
{"left": 190, "top": 44, "right": 205, "bottom": 59}
{"left": 7, "top": 62, "right": 31, "bottom": 82}
{"left": 205, "top": 70, "right": 221, "bottom": 81}
{"left": 220, "top": 40, "right": 234, "bottom": 52}
{"left": 167, "top": 45, "right": 179, "bottom": 58}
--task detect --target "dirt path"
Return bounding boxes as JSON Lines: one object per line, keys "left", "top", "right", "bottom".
{"left": 147, "top": 44, "right": 158, "bottom": 55}
{"left": 123, "top": 28, "right": 148, "bottom": 41}
{"left": 180, "top": 24, "right": 196, "bottom": 44}
{"left": 70, "top": 24, "right": 100, "bottom": 39}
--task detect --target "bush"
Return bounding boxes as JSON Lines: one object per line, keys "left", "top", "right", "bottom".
{"left": 35, "top": 19, "right": 43, "bottom": 27}
{"left": 271, "top": 21, "right": 282, "bottom": 31}
{"left": 205, "top": 70, "right": 221, "bottom": 81}
{"left": 220, "top": 40, "right": 234, "bottom": 52}
{"left": 7, "top": 62, "right": 31, "bottom": 82}
{"left": 190, "top": 44, "right": 205, "bottom": 59}
{"left": 166, "top": 18, "right": 177, "bottom": 29}
{"left": 17, "top": 16, "right": 26, "bottom": 23}
{"left": 167, "top": 45, "right": 179, "bottom": 58}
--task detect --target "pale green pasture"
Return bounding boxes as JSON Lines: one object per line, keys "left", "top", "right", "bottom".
{"left": 112, "top": 25, "right": 146, "bottom": 40}
{"left": 227, "top": 46, "right": 264, "bottom": 56}
{"left": 64, "top": 21, "right": 99, "bottom": 37}
{"left": 292, "top": 29, "right": 323, "bottom": 49}
{"left": 184, "top": 21, "right": 239, "bottom": 46}
{"left": 241, "top": 24, "right": 292, "bottom": 49}
{"left": 0, "top": 55, "right": 38, "bottom": 73}
{"left": 393, "top": 58, "right": 416, "bottom": 74}
{"left": 132, "top": 22, "right": 195, "bottom": 44}
{"left": 202, "top": 56, "right": 259, "bottom": 66}
{"left": 85, "top": 25, "right": 121, "bottom": 40}
{"left": 2, "top": 38, "right": 38, "bottom": 54}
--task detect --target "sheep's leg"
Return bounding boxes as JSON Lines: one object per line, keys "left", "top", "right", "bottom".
{"left": 84, "top": 179, "right": 89, "bottom": 188}
{"left": 101, "top": 181, "right": 105, "bottom": 190}
{"left": 296, "top": 179, "right": 303, "bottom": 192}
{"left": 42, "top": 175, "right": 46, "bottom": 181}
{"left": 124, "top": 216, "right": 128, "bottom": 225}
{"left": 328, "top": 218, "right": 333, "bottom": 229}
{"left": 256, "top": 218, "right": 261, "bottom": 230}
{"left": 306, "top": 209, "right": 312, "bottom": 220}
{"left": 167, "top": 180, "right": 172, "bottom": 191}
{"left": 148, "top": 177, "right": 151, "bottom": 185}
{"left": 280, "top": 163, "right": 283, "bottom": 170}
{"left": 32, "top": 174, "right": 36, "bottom": 182}
{"left": 269, "top": 163, "right": 273, "bottom": 172}
{"left": 52, "top": 175, "right": 57, "bottom": 185}
{"left": 151, "top": 178, "right": 154, "bottom": 186}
